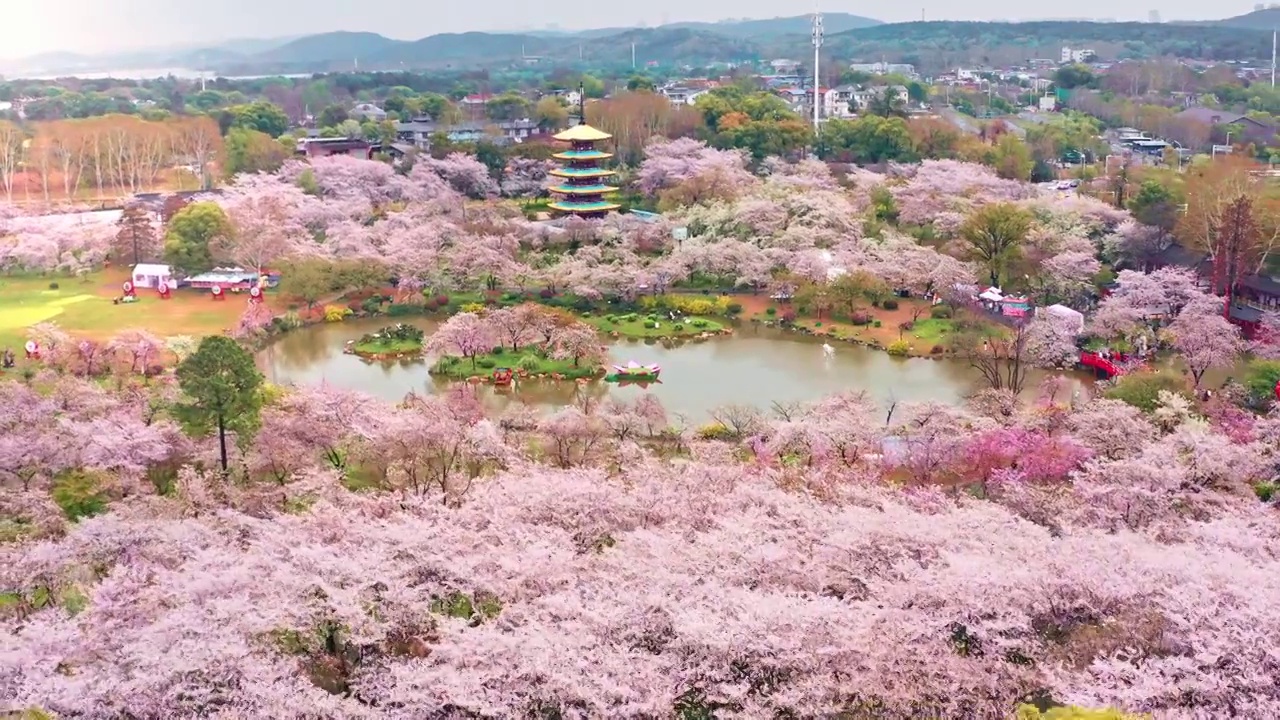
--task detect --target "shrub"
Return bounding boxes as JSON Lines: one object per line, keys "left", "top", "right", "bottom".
{"left": 873, "top": 320, "right": 882, "bottom": 328}
{"left": 48, "top": 282, "right": 59, "bottom": 290}
{"left": 931, "top": 305, "right": 954, "bottom": 319}
{"left": 780, "top": 310, "right": 797, "bottom": 324}
{"left": 52, "top": 470, "right": 107, "bottom": 521}
{"left": 899, "top": 321, "right": 914, "bottom": 332}
{"left": 1255, "top": 482, "right": 1277, "bottom": 502}
{"left": 501, "top": 292, "right": 521, "bottom": 303}
{"left": 422, "top": 299, "right": 439, "bottom": 311}
{"left": 931, "top": 344, "right": 945, "bottom": 354}
{"left": 1105, "top": 372, "right": 1191, "bottom": 413}
{"left": 323, "top": 305, "right": 351, "bottom": 323}
{"left": 387, "top": 303, "right": 420, "bottom": 317}
{"left": 483, "top": 296, "right": 498, "bottom": 305}
{"left": 691, "top": 319, "right": 709, "bottom": 328}
{"left": 539, "top": 288, "right": 554, "bottom": 299}
{"left": 887, "top": 339, "right": 911, "bottom": 356}
{"left": 1244, "top": 359, "right": 1280, "bottom": 406}
{"left": 727, "top": 302, "right": 743, "bottom": 315}
{"left": 491, "top": 346, "right": 505, "bottom": 356}
{"left": 581, "top": 312, "right": 592, "bottom": 318}
{"left": 674, "top": 324, "right": 685, "bottom": 331}
{"left": 278, "top": 311, "right": 302, "bottom": 330}
{"left": 644, "top": 321, "right": 658, "bottom": 329}
{"left": 461, "top": 302, "right": 485, "bottom": 314}
{"left": 434, "top": 294, "right": 449, "bottom": 306}
{"left": 814, "top": 322, "right": 823, "bottom": 328}
{"left": 765, "top": 307, "right": 777, "bottom": 316}
{"left": 883, "top": 299, "right": 899, "bottom": 310}
{"left": 696, "top": 422, "right": 733, "bottom": 440}
{"left": 347, "top": 300, "right": 364, "bottom": 314}
{"left": 360, "top": 297, "right": 382, "bottom": 314}
{"left": 477, "top": 358, "right": 496, "bottom": 369}
{"left": 851, "top": 311, "right": 872, "bottom": 326}
{"left": 517, "top": 354, "right": 541, "bottom": 373}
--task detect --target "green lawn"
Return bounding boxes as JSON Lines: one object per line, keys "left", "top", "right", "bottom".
{"left": 585, "top": 313, "right": 724, "bottom": 339}
{"left": 0, "top": 272, "right": 259, "bottom": 351}
{"left": 907, "top": 318, "right": 958, "bottom": 344}
{"left": 351, "top": 338, "right": 423, "bottom": 357}
{"left": 429, "top": 347, "right": 601, "bottom": 380}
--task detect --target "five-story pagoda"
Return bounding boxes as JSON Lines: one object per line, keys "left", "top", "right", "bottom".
{"left": 548, "top": 121, "right": 619, "bottom": 218}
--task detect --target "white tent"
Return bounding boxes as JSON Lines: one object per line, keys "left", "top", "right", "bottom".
{"left": 131, "top": 263, "right": 174, "bottom": 289}
{"left": 1043, "top": 304, "right": 1085, "bottom": 334}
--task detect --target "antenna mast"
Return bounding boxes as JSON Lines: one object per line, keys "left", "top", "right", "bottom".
{"left": 579, "top": 81, "right": 586, "bottom": 124}
{"left": 1272, "top": 29, "right": 1276, "bottom": 88}
{"left": 812, "top": 9, "right": 823, "bottom": 131}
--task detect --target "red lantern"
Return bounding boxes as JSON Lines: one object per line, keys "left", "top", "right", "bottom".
{"left": 25, "top": 340, "right": 39, "bottom": 359}
{"left": 249, "top": 286, "right": 263, "bottom": 304}
{"left": 157, "top": 284, "right": 171, "bottom": 300}
{"left": 211, "top": 285, "right": 225, "bottom": 301}
{"left": 122, "top": 280, "right": 135, "bottom": 297}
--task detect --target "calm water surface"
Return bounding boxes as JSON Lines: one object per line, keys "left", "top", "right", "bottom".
{"left": 256, "top": 317, "right": 1091, "bottom": 420}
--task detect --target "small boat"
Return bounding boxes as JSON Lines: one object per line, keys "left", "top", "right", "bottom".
{"left": 604, "top": 360, "right": 661, "bottom": 383}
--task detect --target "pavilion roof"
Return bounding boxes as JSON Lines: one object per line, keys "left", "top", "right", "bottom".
{"left": 554, "top": 124, "right": 612, "bottom": 142}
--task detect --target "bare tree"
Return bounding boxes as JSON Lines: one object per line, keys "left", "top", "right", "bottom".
{"left": 954, "top": 320, "right": 1031, "bottom": 396}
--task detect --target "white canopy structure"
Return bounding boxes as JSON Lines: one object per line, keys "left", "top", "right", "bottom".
{"left": 131, "top": 263, "right": 174, "bottom": 289}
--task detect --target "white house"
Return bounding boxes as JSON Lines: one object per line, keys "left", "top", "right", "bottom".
{"left": 1061, "top": 47, "right": 1096, "bottom": 64}
{"left": 823, "top": 86, "right": 859, "bottom": 118}
{"left": 660, "top": 86, "right": 709, "bottom": 105}
{"left": 849, "top": 61, "right": 918, "bottom": 78}
{"left": 131, "top": 263, "right": 174, "bottom": 290}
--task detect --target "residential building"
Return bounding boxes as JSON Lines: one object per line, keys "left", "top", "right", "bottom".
{"left": 395, "top": 118, "right": 544, "bottom": 150}
{"left": 296, "top": 137, "right": 373, "bottom": 159}
{"left": 770, "top": 59, "right": 801, "bottom": 74}
{"left": 823, "top": 85, "right": 858, "bottom": 118}
{"left": 1175, "top": 107, "right": 1278, "bottom": 146}
{"left": 848, "top": 61, "right": 917, "bottom": 78}
{"left": 660, "top": 85, "right": 709, "bottom": 105}
{"left": 1061, "top": 47, "right": 1096, "bottom": 63}
{"left": 351, "top": 103, "right": 387, "bottom": 122}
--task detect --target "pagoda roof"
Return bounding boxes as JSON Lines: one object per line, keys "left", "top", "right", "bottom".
{"left": 553, "top": 149, "right": 612, "bottom": 161}
{"left": 549, "top": 184, "right": 619, "bottom": 195}
{"left": 554, "top": 124, "right": 612, "bottom": 142}
{"left": 550, "top": 166, "right": 616, "bottom": 178}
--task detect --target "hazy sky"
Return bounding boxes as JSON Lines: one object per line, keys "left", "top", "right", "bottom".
{"left": 0, "top": 0, "right": 1263, "bottom": 58}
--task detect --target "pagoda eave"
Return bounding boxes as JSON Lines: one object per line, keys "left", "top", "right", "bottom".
{"left": 553, "top": 151, "right": 613, "bottom": 161}
{"left": 549, "top": 201, "right": 621, "bottom": 213}
{"left": 549, "top": 168, "right": 615, "bottom": 179}
{"left": 549, "top": 186, "right": 619, "bottom": 196}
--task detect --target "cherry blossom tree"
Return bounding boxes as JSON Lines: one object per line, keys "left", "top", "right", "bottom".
{"left": 422, "top": 152, "right": 499, "bottom": 199}
{"left": 636, "top": 137, "right": 754, "bottom": 197}
{"left": 1166, "top": 303, "right": 1245, "bottom": 388}
{"left": 424, "top": 312, "right": 495, "bottom": 370}
{"left": 486, "top": 304, "right": 541, "bottom": 352}
{"left": 106, "top": 329, "right": 164, "bottom": 375}
{"left": 548, "top": 321, "right": 606, "bottom": 368}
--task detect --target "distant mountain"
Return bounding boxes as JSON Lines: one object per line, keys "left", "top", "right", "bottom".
{"left": 522, "top": 13, "right": 881, "bottom": 40}
{"left": 372, "top": 32, "right": 552, "bottom": 65}
{"left": 663, "top": 13, "right": 882, "bottom": 37}
{"left": 823, "top": 20, "right": 1272, "bottom": 65}
{"left": 1186, "top": 8, "right": 1280, "bottom": 30}
{"left": 254, "top": 31, "right": 406, "bottom": 64}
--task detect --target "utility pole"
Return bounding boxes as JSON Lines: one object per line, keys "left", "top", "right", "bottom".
{"left": 1272, "top": 29, "right": 1276, "bottom": 87}
{"left": 632, "top": 42, "right": 636, "bottom": 70}
{"left": 812, "top": 9, "right": 823, "bottom": 132}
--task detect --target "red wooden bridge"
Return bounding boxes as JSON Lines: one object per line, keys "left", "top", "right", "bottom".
{"left": 1079, "top": 350, "right": 1127, "bottom": 378}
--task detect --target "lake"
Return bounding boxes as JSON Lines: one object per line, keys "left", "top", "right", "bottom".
{"left": 256, "top": 317, "right": 1092, "bottom": 420}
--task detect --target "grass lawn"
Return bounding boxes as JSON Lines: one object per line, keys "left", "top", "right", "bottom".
{"left": 0, "top": 269, "right": 285, "bottom": 350}
{"left": 430, "top": 347, "right": 601, "bottom": 380}
{"left": 586, "top": 313, "right": 724, "bottom": 339}
{"left": 352, "top": 338, "right": 424, "bottom": 357}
